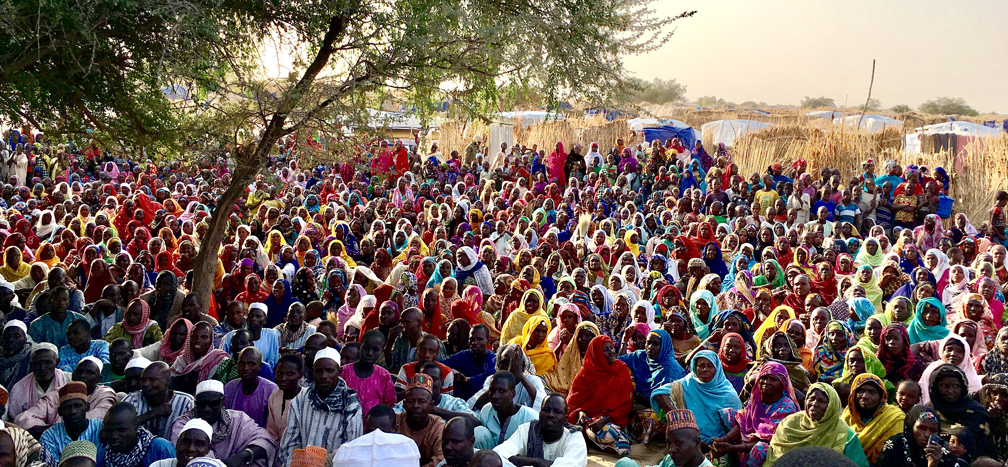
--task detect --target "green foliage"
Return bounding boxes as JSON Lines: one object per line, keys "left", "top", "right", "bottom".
{"left": 630, "top": 78, "right": 687, "bottom": 104}
{"left": 918, "top": 97, "right": 979, "bottom": 117}
{"left": 860, "top": 98, "right": 882, "bottom": 112}
{"left": 696, "top": 96, "right": 727, "bottom": 107}
{"left": 890, "top": 104, "right": 912, "bottom": 113}
{"left": 800, "top": 96, "right": 836, "bottom": 109}
{"left": 0, "top": 0, "right": 696, "bottom": 159}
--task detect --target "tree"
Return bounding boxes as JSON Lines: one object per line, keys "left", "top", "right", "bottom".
{"left": 631, "top": 77, "right": 687, "bottom": 104}
{"left": 860, "top": 98, "right": 882, "bottom": 112}
{"left": 696, "top": 96, "right": 727, "bottom": 107}
{"left": 1, "top": 0, "right": 695, "bottom": 306}
{"left": 919, "top": 97, "right": 979, "bottom": 116}
{"left": 800, "top": 96, "right": 836, "bottom": 109}
{"left": 890, "top": 104, "right": 912, "bottom": 113}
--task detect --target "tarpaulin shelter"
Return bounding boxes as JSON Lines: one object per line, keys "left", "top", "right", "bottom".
{"left": 701, "top": 119, "right": 775, "bottom": 147}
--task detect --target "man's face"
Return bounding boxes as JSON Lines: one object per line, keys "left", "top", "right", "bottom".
{"left": 487, "top": 377, "right": 515, "bottom": 413}
{"left": 103, "top": 413, "right": 138, "bottom": 454}
{"left": 30, "top": 351, "right": 57, "bottom": 382}
{"left": 539, "top": 396, "right": 567, "bottom": 436}
{"left": 194, "top": 393, "right": 224, "bottom": 425}
{"left": 403, "top": 387, "right": 433, "bottom": 424}
{"left": 237, "top": 349, "right": 262, "bottom": 382}
{"left": 140, "top": 365, "right": 169, "bottom": 400}
{"left": 72, "top": 361, "right": 101, "bottom": 392}
{"left": 313, "top": 358, "right": 341, "bottom": 394}
{"left": 442, "top": 424, "right": 474, "bottom": 467}
{"left": 176, "top": 430, "right": 211, "bottom": 466}
{"left": 58, "top": 398, "right": 88, "bottom": 425}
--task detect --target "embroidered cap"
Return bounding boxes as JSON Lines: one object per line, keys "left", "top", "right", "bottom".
{"left": 407, "top": 374, "right": 434, "bottom": 396}
{"left": 291, "top": 446, "right": 328, "bottom": 467}
{"left": 186, "top": 457, "right": 228, "bottom": 467}
{"left": 665, "top": 409, "right": 698, "bottom": 432}
{"left": 58, "top": 381, "right": 88, "bottom": 405}
{"left": 59, "top": 440, "right": 97, "bottom": 466}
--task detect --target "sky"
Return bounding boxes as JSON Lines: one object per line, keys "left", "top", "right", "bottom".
{"left": 622, "top": 0, "right": 1008, "bottom": 113}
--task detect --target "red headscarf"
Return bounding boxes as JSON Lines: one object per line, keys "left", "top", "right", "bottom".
{"left": 158, "top": 317, "right": 193, "bottom": 365}
{"left": 123, "top": 299, "right": 154, "bottom": 348}
{"left": 565, "top": 335, "right": 634, "bottom": 427}
{"left": 719, "top": 332, "right": 751, "bottom": 374}
{"left": 810, "top": 262, "right": 839, "bottom": 304}
{"left": 83, "top": 259, "right": 116, "bottom": 304}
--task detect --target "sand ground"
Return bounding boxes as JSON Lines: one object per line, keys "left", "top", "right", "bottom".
{"left": 586, "top": 441, "right": 668, "bottom": 467}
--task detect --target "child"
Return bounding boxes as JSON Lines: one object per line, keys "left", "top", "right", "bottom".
{"left": 895, "top": 380, "right": 922, "bottom": 413}
{"left": 340, "top": 342, "right": 360, "bottom": 366}
{"left": 341, "top": 329, "right": 396, "bottom": 416}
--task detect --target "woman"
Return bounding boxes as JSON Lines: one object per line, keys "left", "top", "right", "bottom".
{"left": 651, "top": 350, "right": 743, "bottom": 443}
{"left": 148, "top": 317, "right": 193, "bottom": 366}
{"left": 878, "top": 323, "right": 926, "bottom": 389}
{"left": 618, "top": 329, "right": 687, "bottom": 401}
{"left": 500, "top": 289, "right": 546, "bottom": 345}
{"left": 453, "top": 246, "right": 494, "bottom": 296}
{"left": 711, "top": 361, "right": 800, "bottom": 467}
{"left": 719, "top": 332, "right": 753, "bottom": 393}
{"left": 923, "top": 363, "right": 994, "bottom": 458}
{"left": 566, "top": 335, "right": 634, "bottom": 455}
{"left": 546, "top": 303, "right": 582, "bottom": 356}
{"left": 104, "top": 298, "right": 163, "bottom": 347}
{"left": 263, "top": 279, "right": 297, "bottom": 329}
{"left": 542, "top": 321, "right": 600, "bottom": 395}
{"left": 814, "top": 321, "right": 850, "bottom": 381}
{"left": 841, "top": 373, "right": 905, "bottom": 463}
{"left": 918, "top": 334, "right": 983, "bottom": 404}
{"left": 688, "top": 290, "right": 718, "bottom": 341}
{"left": 907, "top": 297, "right": 950, "bottom": 345}
{"left": 981, "top": 327, "right": 1008, "bottom": 375}
{"left": 875, "top": 405, "right": 969, "bottom": 467}
{"left": 169, "top": 322, "right": 230, "bottom": 394}
{"left": 748, "top": 332, "right": 812, "bottom": 396}
{"left": 509, "top": 315, "right": 556, "bottom": 375}
{"left": 763, "top": 382, "right": 870, "bottom": 467}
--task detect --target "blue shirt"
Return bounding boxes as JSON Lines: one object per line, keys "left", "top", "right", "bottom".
{"left": 28, "top": 311, "right": 86, "bottom": 348}
{"left": 834, "top": 202, "right": 861, "bottom": 225}
{"left": 220, "top": 328, "right": 280, "bottom": 367}
{"left": 40, "top": 419, "right": 104, "bottom": 467}
{"left": 97, "top": 437, "right": 176, "bottom": 467}
{"left": 812, "top": 200, "right": 836, "bottom": 221}
{"left": 59, "top": 340, "right": 111, "bottom": 372}
{"left": 441, "top": 350, "right": 496, "bottom": 400}
{"left": 475, "top": 405, "right": 538, "bottom": 450}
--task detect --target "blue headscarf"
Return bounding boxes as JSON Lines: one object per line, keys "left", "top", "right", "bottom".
{"left": 721, "top": 253, "right": 749, "bottom": 293}
{"left": 264, "top": 279, "right": 297, "bottom": 329}
{"left": 907, "top": 297, "right": 950, "bottom": 344}
{"left": 652, "top": 350, "right": 742, "bottom": 442}
{"left": 425, "top": 259, "right": 453, "bottom": 289}
{"left": 845, "top": 297, "right": 875, "bottom": 334}
{"left": 618, "top": 329, "right": 686, "bottom": 398}
{"left": 689, "top": 290, "right": 719, "bottom": 340}
{"left": 702, "top": 241, "right": 729, "bottom": 277}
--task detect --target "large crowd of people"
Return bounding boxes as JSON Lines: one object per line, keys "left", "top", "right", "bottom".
{"left": 1, "top": 124, "right": 1007, "bottom": 467}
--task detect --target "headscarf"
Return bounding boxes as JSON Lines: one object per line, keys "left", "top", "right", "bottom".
{"left": 158, "top": 318, "right": 193, "bottom": 364}
{"left": 764, "top": 383, "right": 850, "bottom": 467}
{"left": 853, "top": 238, "right": 886, "bottom": 268}
{"left": 739, "top": 361, "right": 799, "bottom": 440}
{"left": 982, "top": 328, "right": 1008, "bottom": 375}
{"left": 877, "top": 323, "right": 920, "bottom": 382}
{"left": 565, "top": 334, "right": 634, "bottom": 426}
{"left": 122, "top": 299, "right": 155, "bottom": 348}
{"left": 754, "top": 259, "right": 786, "bottom": 289}
{"left": 508, "top": 315, "right": 556, "bottom": 374}
{"left": 846, "top": 297, "right": 876, "bottom": 334}
{"left": 907, "top": 297, "right": 950, "bottom": 344}
{"left": 918, "top": 334, "right": 984, "bottom": 404}
{"left": 654, "top": 350, "right": 742, "bottom": 442}
{"left": 688, "top": 290, "right": 719, "bottom": 341}
{"left": 500, "top": 288, "right": 546, "bottom": 345}
{"left": 856, "top": 265, "right": 884, "bottom": 312}
{"left": 264, "top": 279, "right": 297, "bottom": 329}
{"left": 840, "top": 373, "right": 905, "bottom": 462}
{"left": 719, "top": 332, "right": 751, "bottom": 375}
{"left": 814, "top": 321, "right": 850, "bottom": 379}
{"left": 753, "top": 305, "right": 796, "bottom": 348}
{"left": 646, "top": 330, "right": 686, "bottom": 395}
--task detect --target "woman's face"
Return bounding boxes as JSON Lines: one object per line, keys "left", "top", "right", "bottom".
{"left": 865, "top": 319, "right": 883, "bottom": 344}
{"left": 771, "top": 334, "right": 791, "bottom": 360}
{"left": 828, "top": 328, "right": 847, "bottom": 351}
{"left": 942, "top": 341, "right": 966, "bottom": 367}
{"left": 722, "top": 337, "right": 743, "bottom": 364}
{"left": 694, "top": 299, "right": 709, "bottom": 319}
{"left": 442, "top": 280, "right": 457, "bottom": 298}
{"left": 785, "top": 322, "right": 804, "bottom": 348}
{"left": 884, "top": 328, "right": 906, "bottom": 355}
{"left": 951, "top": 267, "right": 964, "bottom": 284}
{"left": 922, "top": 305, "right": 941, "bottom": 327}
{"left": 523, "top": 292, "right": 540, "bottom": 311}
{"left": 966, "top": 298, "right": 985, "bottom": 321}
{"left": 857, "top": 267, "right": 872, "bottom": 283}
{"left": 912, "top": 419, "right": 940, "bottom": 449}
{"left": 805, "top": 389, "right": 830, "bottom": 422}
{"left": 999, "top": 330, "right": 1008, "bottom": 353}
{"left": 936, "top": 376, "right": 962, "bottom": 403}
{"left": 694, "top": 356, "right": 716, "bottom": 383}
{"left": 957, "top": 323, "right": 978, "bottom": 350}
{"left": 846, "top": 347, "right": 867, "bottom": 376}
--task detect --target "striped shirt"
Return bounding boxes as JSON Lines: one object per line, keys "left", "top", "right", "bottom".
{"left": 40, "top": 419, "right": 103, "bottom": 467}
{"left": 122, "top": 391, "right": 195, "bottom": 439}
{"left": 58, "top": 340, "right": 111, "bottom": 372}
{"left": 278, "top": 383, "right": 363, "bottom": 466}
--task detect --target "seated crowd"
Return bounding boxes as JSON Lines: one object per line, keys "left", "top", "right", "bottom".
{"left": 2, "top": 128, "right": 1008, "bottom": 467}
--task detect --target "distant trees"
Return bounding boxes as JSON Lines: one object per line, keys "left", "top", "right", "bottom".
{"left": 890, "top": 104, "right": 912, "bottom": 113}
{"left": 632, "top": 78, "right": 687, "bottom": 104}
{"left": 697, "top": 96, "right": 728, "bottom": 107}
{"left": 801, "top": 96, "right": 836, "bottom": 108}
{"left": 919, "top": 97, "right": 979, "bottom": 116}
{"left": 860, "top": 98, "right": 882, "bottom": 112}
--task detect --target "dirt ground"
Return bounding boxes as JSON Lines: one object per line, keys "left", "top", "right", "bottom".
{"left": 587, "top": 441, "right": 668, "bottom": 467}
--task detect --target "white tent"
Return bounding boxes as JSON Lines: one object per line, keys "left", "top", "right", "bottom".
{"left": 495, "top": 111, "right": 565, "bottom": 127}
{"left": 905, "top": 121, "right": 1004, "bottom": 153}
{"left": 805, "top": 110, "right": 845, "bottom": 121}
{"left": 700, "top": 119, "right": 775, "bottom": 147}
{"left": 832, "top": 114, "right": 903, "bottom": 132}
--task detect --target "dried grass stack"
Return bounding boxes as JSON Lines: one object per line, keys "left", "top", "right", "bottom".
{"left": 438, "top": 119, "right": 489, "bottom": 154}
{"left": 514, "top": 117, "right": 629, "bottom": 154}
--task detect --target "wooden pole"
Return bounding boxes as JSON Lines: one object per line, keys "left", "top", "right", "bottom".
{"left": 858, "top": 60, "right": 876, "bottom": 128}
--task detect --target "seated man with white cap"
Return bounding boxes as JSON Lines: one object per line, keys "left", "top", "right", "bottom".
{"left": 16, "top": 356, "right": 118, "bottom": 432}
{"left": 150, "top": 418, "right": 214, "bottom": 467}
{"left": 109, "top": 356, "right": 151, "bottom": 395}
{"left": 39, "top": 382, "right": 104, "bottom": 467}
{"left": 123, "top": 361, "right": 194, "bottom": 439}
{"left": 8, "top": 343, "right": 69, "bottom": 422}
{"left": 169, "top": 380, "right": 277, "bottom": 467}
{"left": 279, "top": 347, "right": 363, "bottom": 466}
{"left": 0, "top": 320, "right": 33, "bottom": 390}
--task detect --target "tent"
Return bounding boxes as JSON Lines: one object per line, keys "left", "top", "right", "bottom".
{"left": 641, "top": 119, "right": 701, "bottom": 149}
{"left": 832, "top": 114, "right": 903, "bottom": 132}
{"left": 700, "top": 119, "right": 775, "bottom": 147}
{"left": 495, "top": 111, "right": 565, "bottom": 127}
{"left": 805, "top": 110, "right": 845, "bottom": 121}
{"left": 905, "top": 121, "right": 1004, "bottom": 154}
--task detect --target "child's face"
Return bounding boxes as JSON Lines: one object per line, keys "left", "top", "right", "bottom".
{"left": 379, "top": 304, "right": 396, "bottom": 325}
{"left": 340, "top": 346, "right": 360, "bottom": 366}
{"left": 896, "top": 383, "right": 921, "bottom": 412}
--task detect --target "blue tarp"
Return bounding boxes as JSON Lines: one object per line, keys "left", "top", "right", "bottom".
{"left": 642, "top": 125, "right": 698, "bottom": 149}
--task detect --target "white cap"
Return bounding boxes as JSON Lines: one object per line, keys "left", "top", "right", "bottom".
{"left": 79, "top": 356, "right": 104, "bottom": 373}
{"left": 314, "top": 347, "right": 341, "bottom": 365}
{"left": 195, "top": 380, "right": 225, "bottom": 396}
{"left": 125, "top": 357, "right": 152, "bottom": 371}
{"left": 31, "top": 342, "right": 58, "bottom": 355}
{"left": 249, "top": 303, "right": 268, "bottom": 314}
{"left": 180, "top": 418, "right": 214, "bottom": 440}
{"left": 3, "top": 320, "right": 27, "bottom": 334}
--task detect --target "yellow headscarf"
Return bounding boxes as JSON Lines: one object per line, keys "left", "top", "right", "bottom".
{"left": 753, "top": 305, "right": 797, "bottom": 350}
{"left": 34, "top": 242, "right": 60, "bottom": 269}
{"left": 841, "top": 373, "right": 904, "bottom": 463}
{"left": 0, "top": 246, "right": 31, "bottom": 282}
{"left": 541, "top": 321, "right": 600, "bottom": 394}
{"left": 509, "top": 315, "right": 556, "bottom": 374}
{"left": 500, "top": 289, "right": 546, "bottom": 345}
{"left": 623, "top": 230, "right": 641, "bottom": 257}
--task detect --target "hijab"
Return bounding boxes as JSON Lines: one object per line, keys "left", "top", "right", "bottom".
{"left": 764, "top": 383, "right": 850, "bottom": 467}
{"left": 907, "top": 297, "right": 950, "bottom": 344}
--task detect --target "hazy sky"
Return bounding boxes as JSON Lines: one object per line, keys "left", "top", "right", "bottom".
{"left": 622, "top": 0, "right": 1008, "bottom": 113}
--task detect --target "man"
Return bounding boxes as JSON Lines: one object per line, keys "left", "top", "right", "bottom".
{"left": 364, "top": 404, "right": 397, "bottom": 434}
{"left": 59, "top": 319, "right": 110, "bottom": 372}
{"left": 110, "top": 357, "right": 150, "bottom": 395}
{"left": 169, "top": 380, "right": 275, "bottom": 467}
{"left": 440, "top": 417, "right": 476, "bottom": 467}
{"left": 215, "top": 329, "right": 274, "bottom": 382}
{"left": 396, "top": 335, "right": 455, "bottom": 398}
{"left": 17, "top": 357, "right": 117, "bottom": 433}
{"left": 220, "top": 305, "right": 279, "bottom": 368}
{"left": 85, "top": 297, "right": 122, "bottom": 340}
{"left": 266, "top": 354, "right": 303, "bottom": 442}
{"left": 615, "top": 410, "right": 710, "bottom": 467}
{"left": 39, "top": 382, "right": 104, "bottom": 467}
{"left": 396, "top": 374, "right": 445, "bottom": 467}
{"left": 168, "top": 293, "right": 218, "bottom": 328}
{"left": 395, "top": 363, "right": 478, "bottom": 425}
{"left": 29, "top": 286, "right": 86, "bottom": 348}
{"left": 298, "top": 333, "right": 328, "bottom": 388}
{"left": 96, "top": 403, "right": 175, "bottom": 467}
{"left": 0, "top": 422, "right": 42, "bottom": 467}
{"left": 29, "top": 267, "right": 86, "bottom": 316}
{"left": 471, "top": 450, "right": 504, "bottom": 467}
{"left": 223, "top": 346, "right": 277, "bottom": 428}
{"left": 492, "top": 394, "right": 587, "bottom": 467}
{"left": 470, "top": 345, "right": 545, "bottom": 412}
{"left": 123, "top": 362, "right": 194, "bottom": 439}
{"left": 150, "top": 419, "right": 213, "bottom": 467}
{"left": 387, "top": 308, "right": 446, "bottom": 374}
{"left": 278, "top": 347, "right": 362, "bottom": 465}
{"left": 213, "top": 300, "right": 245, "bottom": 348}
{"left": 0, "top": 320, "right": 33, "bottom": 390}
{"left": 442, "top": 325, "right": 496, "bottom": 400}
{"left": 101, "top": 339, "right": 132, "bottom": 384}
{"left": 474, "top": 372, "right": 538, "bottom": 450}
{"left": 59, "top": 440, "right": 98, "bottom": 467}
{"left": 8, "top": 343, "right": 69, "bottom": 421}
